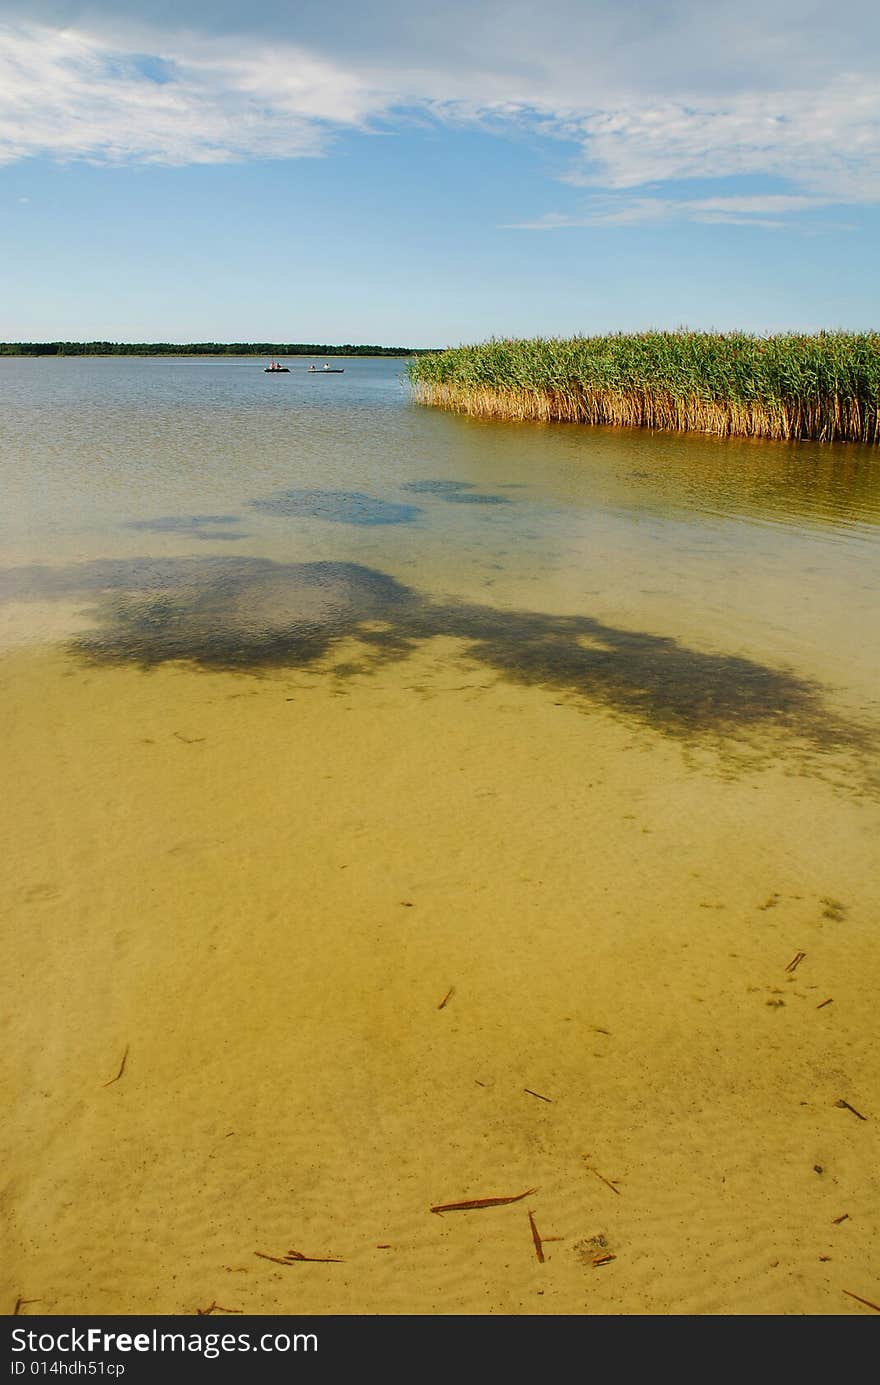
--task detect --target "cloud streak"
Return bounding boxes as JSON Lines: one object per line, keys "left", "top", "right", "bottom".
{"left": 507, "top": 193, "right": 833, "bottom": 232}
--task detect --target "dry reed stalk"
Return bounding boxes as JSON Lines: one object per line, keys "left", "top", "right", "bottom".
{"left": 415, "top": 381, "right": 879, "bottom": 442}
{"left": 410, "top": 332, "right": 880, "bottom": 444}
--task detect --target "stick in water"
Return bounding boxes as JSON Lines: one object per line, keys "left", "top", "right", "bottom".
{"left": 583, "top": 1162, "right": 622, "bottom": 1195}
{"left": 835, "top": 1098, "right": 868, "bottom": 1121}
{"left": 431, "top": 1188, "right": 537, "bottom": 1214}
{"left": 528, "top": 1210, "right": 545, "bottom": 1263}
{"left": 842, "top": 1289, "right": 880, "bottom": 1313}
{"left": 255, "top": 1249, "right": 345, "bottom": 1264}
{"left": 103, "top": 1046, "right": 129, "bottom": 1086}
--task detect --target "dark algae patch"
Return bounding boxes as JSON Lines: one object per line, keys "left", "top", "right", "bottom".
{"left": 250, "top": 488, "right": 422, "bottom": 526}
{"left": 124, "top": 515, "right": 249, "bottom": 541}
{"left": 401, "top": 480, "right": 477, "bottom": 494}
{"left": 2, "top": 555, "right": 875, "bottom": 790}
{"left": 401, "top": 479, "right": 513, "bottom": 505}
{"left": 124, "top": 515, "right": 242, "bottom": 532}
{"left": 436, "top": 492, "right": 512, "bottom": 505}
{"left": 190, "top": 530, "right": 249, "bottom": 542}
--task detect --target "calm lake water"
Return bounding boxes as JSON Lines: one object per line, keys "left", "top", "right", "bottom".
{"left": 2, "top": 354, "right": 878, "bottom": 705}
{"left": 3, "top": 354, "right": 879, "bottom": 1314}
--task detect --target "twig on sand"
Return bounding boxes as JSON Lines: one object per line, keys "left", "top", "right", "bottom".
{"left": 255, "top": 1248, "right": 344, "bottom": 1264}
{"left": 816, "top": 998, "right": 833, "bottom": 1009}
{"left": 438, "top": 987, "right": 455, "bottom": 1010}
{"left": 592, "top": 1253, "right": 617, "bottom": 1266}
{"left": 103, "top": 1046, "right": 129, "bottom": 1086}
{"left": 13, "top": 1297, "right": 40, "bottom": 1315}
{"left": 842, "top": 1289, "right": 880, "bottom": 1313}
{"left": 431, "top": 1188, "right": 537, "bottom": 1215}
{"left": 785, "top": 951, "right": 806, "bottom": 973}
{"left": 524, "top": 1088, "right": 553, "bottom": 1103}
{"left": 196, "top": 1302, "right": 242, "bottom": 1315}
{"left": 832, "top": 1213, "right": 850, "bottom": 1224}
{"left": 285, "top": 1249, "right": 345, "bottom": 1263}
{"left": 528, "top": 1210, "right": 545, "bottom": 1263}
{"left": 583, "top": 1161, "right": 622, "bottom": 1195}
{"left": 835, "top": 1099, "right": 868, "bottom": 1121}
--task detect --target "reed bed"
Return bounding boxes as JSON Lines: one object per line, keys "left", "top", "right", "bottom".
{"left": 408, "top": 332, "right": 880, "bottom": 443}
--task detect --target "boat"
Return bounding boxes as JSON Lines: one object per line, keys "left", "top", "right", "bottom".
{"left": 264, "top": 361, "right": 290, "bottom": 372}
{"left": 307, "top": 363, "right": 345, "bottom": 373}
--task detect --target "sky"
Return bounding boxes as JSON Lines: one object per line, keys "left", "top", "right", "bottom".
{"left": 0, "top": 1, "right": 878, "bottom": 346}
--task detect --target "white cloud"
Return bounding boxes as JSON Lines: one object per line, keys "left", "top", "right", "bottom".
{"left": 692, "top": 215, "right": 788, "bottom": 231}
{"left": 506, "top": 200, "right": 674, "bottom": 229}
{"left": 689, "top": 196, "right": 824, "bottom": 215}
{"left": 562, "top": 77, "right": 880, "bottom": 203}
{"left": 506, "top": 192, "right": 839, "bottom": 232}
{"left": 0, "top": 9, "right": 878, "bottom": 232}
{"left": 0, "top": 23, "right": 387, "bottom": 165}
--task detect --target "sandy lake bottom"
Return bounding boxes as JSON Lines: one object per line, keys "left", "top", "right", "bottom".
{"left": 2, "top": 357, "right": 879, "bottom": 1315}
{"left": 2, "top": 630, "right": 878, "bottom": 1316}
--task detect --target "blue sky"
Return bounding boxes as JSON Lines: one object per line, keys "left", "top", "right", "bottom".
{"left": 1, "top": 1, "right": 878, "bottom": 346}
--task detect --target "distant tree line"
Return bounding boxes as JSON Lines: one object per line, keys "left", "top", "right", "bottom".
{"left": 0, "top": 341, "right": 433, "bottom": 357}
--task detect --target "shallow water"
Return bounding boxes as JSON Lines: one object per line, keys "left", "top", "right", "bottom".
{"left": 2, "top": 355, "right": 878, "bottom": 697}
{"left": 2, "top": 355, "right": 879, "bottom": 1315}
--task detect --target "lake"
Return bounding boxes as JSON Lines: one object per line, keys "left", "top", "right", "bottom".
{"left": 2, "top": 354, "right": 879, "bottom": 1315}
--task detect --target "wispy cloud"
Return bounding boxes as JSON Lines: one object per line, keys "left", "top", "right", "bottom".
{"left": 507, "top": 200, "right": 673, "bottom": 229}
{"left": 690, "top": 196, "right": 826, "bottom": 215}
{"left": 0, "top": 23, "right": 387, "bottom": 165}
{"left": 506, "top": 192, "right": 834, "bottom": 232}
{"left": 0, "top": 10, "right": 878, "bottom": 233}
{"left": 560, "top": 78, "right": 880, "bottom": 204}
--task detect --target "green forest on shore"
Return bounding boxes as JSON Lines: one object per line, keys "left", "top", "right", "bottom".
{"left": 0, "top": 342, "right": 431, "bottom": 357}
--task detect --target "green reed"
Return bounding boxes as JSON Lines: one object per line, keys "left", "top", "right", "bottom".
{"left": 407, "top": 331, "right": 880, "bottom": 442}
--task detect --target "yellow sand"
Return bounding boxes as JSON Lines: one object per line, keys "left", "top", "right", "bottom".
{"left": 1, "top": 642, "right": 878, "bottom": 1316}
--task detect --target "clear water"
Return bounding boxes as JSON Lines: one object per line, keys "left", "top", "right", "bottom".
{"left": 2, "top": 354, "right": 879, "bottom": 711}
{"left": 2, "top": 354, "right": 879, "bottom": 1315}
